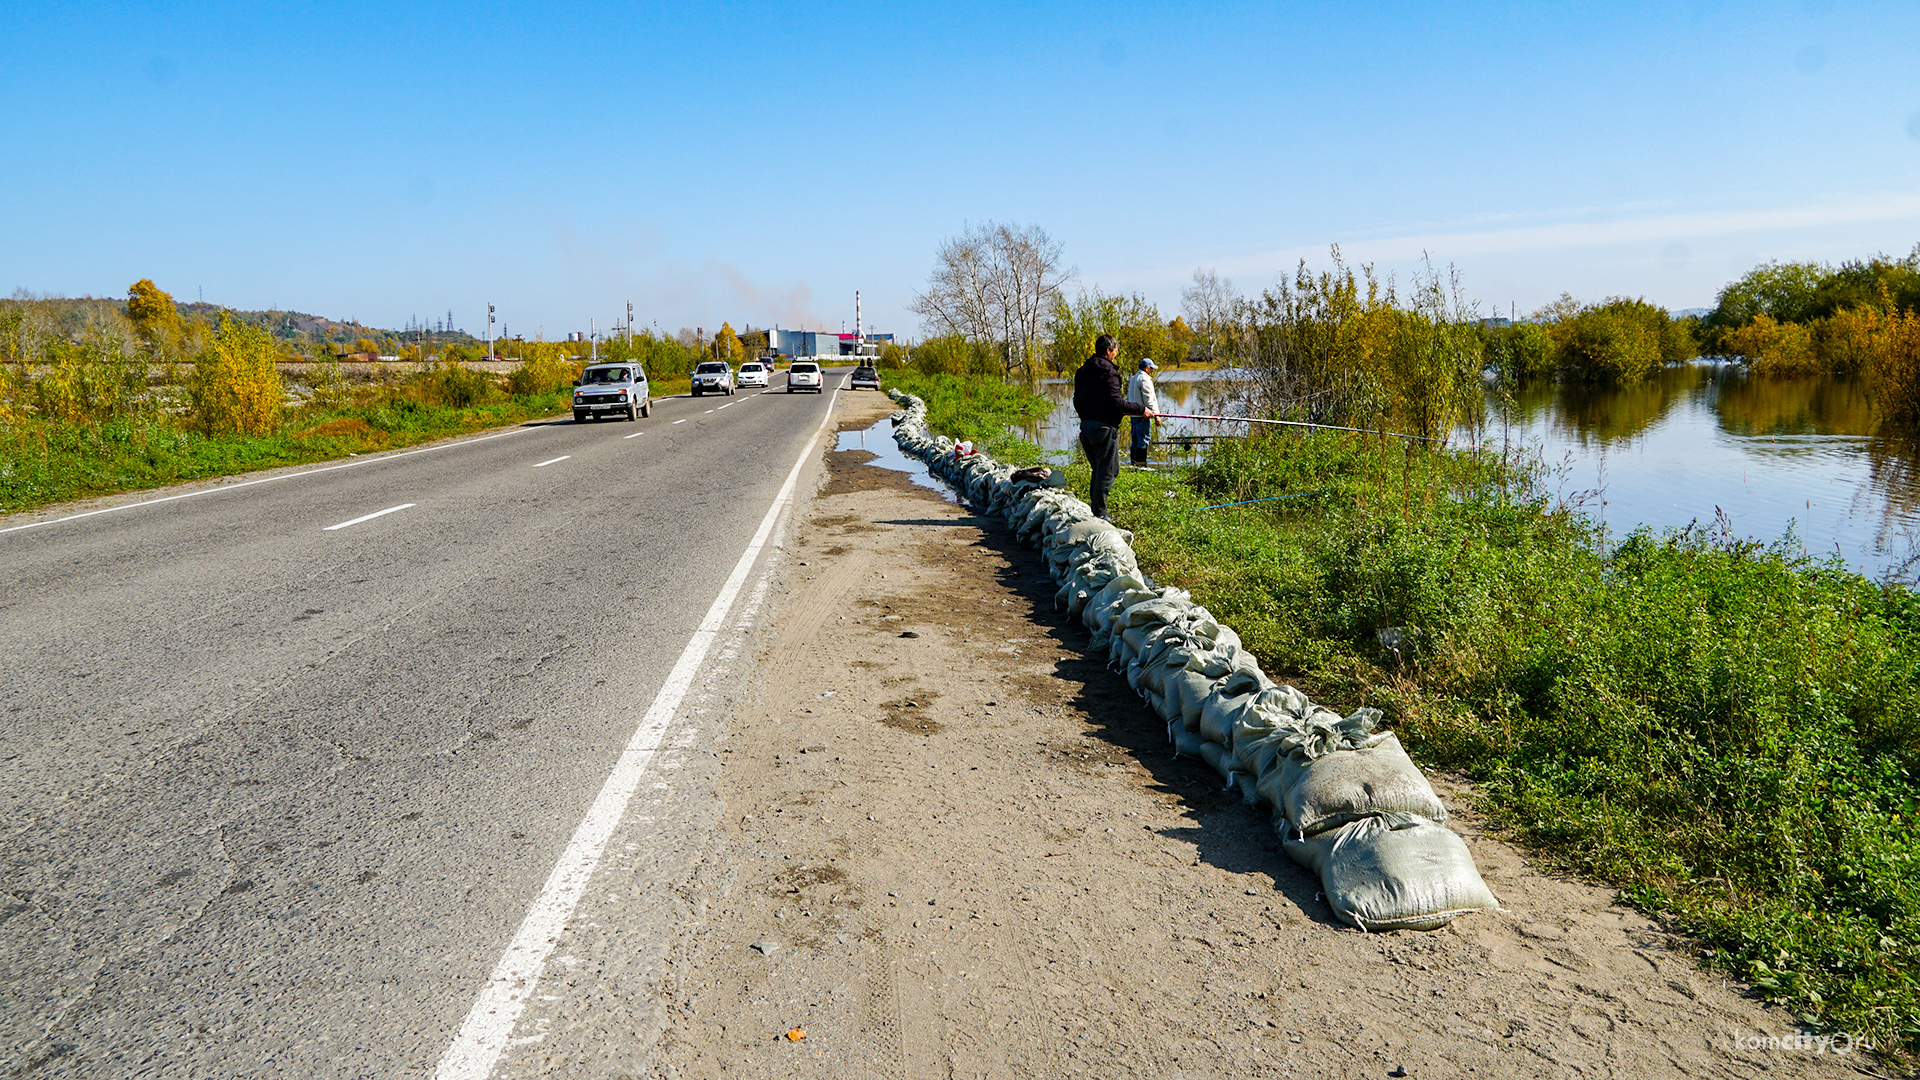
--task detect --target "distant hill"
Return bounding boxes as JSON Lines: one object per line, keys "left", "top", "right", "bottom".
{"left": 2, "top": 293, "right": 477, "bottom": 352}
{"left": 1669, "top": 307, "right": 1712, "bottom": 320}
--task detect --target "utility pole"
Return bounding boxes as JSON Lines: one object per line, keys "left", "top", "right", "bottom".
{"left": 626, "top": 301, "right": 634, "bottom": 343}
{"left": 487, "top": 303, "right": 495, "bottom": 360}
{"left": 591, "top": 317, "right": 598, "bottom": 363}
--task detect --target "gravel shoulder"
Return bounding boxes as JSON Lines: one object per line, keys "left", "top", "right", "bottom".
{"left": 653, "top": 390, "right": 1873, "bottom": 1080}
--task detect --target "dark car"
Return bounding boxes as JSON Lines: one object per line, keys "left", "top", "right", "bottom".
{"left": 850, "top": 364, "right": 881, "bottom": 391}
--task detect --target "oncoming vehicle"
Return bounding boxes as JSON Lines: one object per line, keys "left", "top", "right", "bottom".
{"left": 849, "top": 364, "right": 881, "bottom": 391}
{"left": 572, "top": 363, "right": 651, "bottom": 422}
{"left": 691, "top": 361, "right": 735, "bottom": 397}
{"left": 737, "top": 361, "right": 770, "bottom": 389}
{"left": 786, "top": 360, "right": 823, "bottom": 394}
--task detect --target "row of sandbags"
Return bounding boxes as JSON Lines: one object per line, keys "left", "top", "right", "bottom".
{"left": 886, "top": 392, "right": 1499, "bottom": 932}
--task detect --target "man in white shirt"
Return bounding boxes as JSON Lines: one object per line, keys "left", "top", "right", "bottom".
{"left": 1125, "top": 358, "right": 1159, "bottom": 465}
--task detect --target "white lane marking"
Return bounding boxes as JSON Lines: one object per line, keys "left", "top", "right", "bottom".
{"left": 1, "top": 426, "right": 536, "bottom": 537}
{"left": 532, "top": 456, "right": 571, "bottom": 468}
{"left": 623, "top": 431, "right": 644, "bottom": 440}
{"left": 717, "top": 402, "right": 732, "bottom": 410}
{"left": 672, "top": 419, "right": 688, "bottom": 425}
{"left": 435, "top": 389, "right": 839, "bottom": 1080}
{"left": 322, "top": 503, "right": 415, "bottom": 531}
{"left": 703, "top": 409, "right": 714, "bottom": 414}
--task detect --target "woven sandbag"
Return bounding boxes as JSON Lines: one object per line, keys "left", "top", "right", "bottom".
{"left": 1281, "top": 812, "right": 1498, "bottom": 932}
{"left": 1083, "top": 573, "right": 1154, "bottom": 638}
{"left": 1197, "top": 687, "right": 1253, "bottom": 748}
{"left": 1197, "top": 739, "right": 1237, "bottom": 784}
{"left": 1163, "top": 667, "right": 1221, "bottom": 730}
{"left": 1171, "top": 723, "right": 1207, "bottom": 760}
{"left": 1277, "top": 732, "right": 1448, "bottom": 836}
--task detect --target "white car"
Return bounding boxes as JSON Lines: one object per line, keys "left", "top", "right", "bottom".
{"left": 737, "top": 361, "right": 770, "bottom": 389}
{"left": 786, "top": 360, "right": 823, "bottom": 393}
{"left": 690, "top": 361, "right": 734, "bottom": 396}
{"left": 572, "top": 363, "right": 651, "bottom": 422}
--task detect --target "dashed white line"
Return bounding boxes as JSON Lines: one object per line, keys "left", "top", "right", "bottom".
{"left": 703, "top": 409, "right": 714, "bottom": 414}
{"left": 323, "top": 503, "right": 415, "bottom": 531}
{"left": 623, "top": 431, "right": 644, "bottom": 439}
{"left": 0, "top": 425, "right": 534, "bottom": 537}
{"left": 717, "top": 402, "right": 732, "bottom": 410}
{"left": 672, "top": 419, "right": 689, "bottom": 425}
{"left": 532, "top": 456, "right": 571, "bottom": 468}
{"left": 434, "top": 388, "right": 839, "bottom": 1080}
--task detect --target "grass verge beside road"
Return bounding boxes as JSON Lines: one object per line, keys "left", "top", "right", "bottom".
{"left": 919, "top": 376, "right": 1920, "bottom": 1064}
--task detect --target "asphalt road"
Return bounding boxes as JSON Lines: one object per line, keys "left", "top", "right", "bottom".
{"left": 1, "top": 370, "right": 855, "bottom": 1078}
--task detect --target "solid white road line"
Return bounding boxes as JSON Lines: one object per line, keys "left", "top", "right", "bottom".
{"left": 434, "top": 386, "right": 839, "bottom": 1080}
{"left": 672, "top": 419, "right": 688, "bottom": 425}
{"left": 532, "top": 456, "right": 571, "bottom": 468}
{"left": 623, "top": 431, "right": 644, "bottom": 439}
{"left": 0, "top": 425, "right": 535, "bottom": 538}
{"left": 322, "top": 503, "right": 415, "bottom": 531}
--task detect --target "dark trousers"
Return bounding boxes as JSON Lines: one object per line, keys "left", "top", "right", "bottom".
{"left": 1129, "top": 415, "right": 1152, "bottom": 464}
{"left": 1079, "top": 420, "right": 1120, "bottom": 519}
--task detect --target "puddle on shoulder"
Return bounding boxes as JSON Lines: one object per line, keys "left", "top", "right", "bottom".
{"left": 834, "top": 416, "right": 958, "bottom": 503}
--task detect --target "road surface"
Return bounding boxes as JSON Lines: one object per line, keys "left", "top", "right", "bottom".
{"left": 1, "top": 370, "right": 852, "bottom": 1078}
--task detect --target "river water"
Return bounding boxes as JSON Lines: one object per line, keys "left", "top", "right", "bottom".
{"left": 1017, "top": 365, "right": 1920, "bottom": 584}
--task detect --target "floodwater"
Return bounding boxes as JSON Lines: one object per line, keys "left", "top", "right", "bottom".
{"left": 835, "top": 415, "right": 957, "bottom": 502}
{"left": 1019, "top": 364, "right": 1920, "bottom": 583}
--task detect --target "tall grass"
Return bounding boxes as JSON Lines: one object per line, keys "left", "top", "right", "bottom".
{"left": 0, "top": 365, "right": 573, "bottom": 515}
{"left": 879, "top": 370, "right": 1050, "bottom": 465}
{"left": 1233, "top": 251, "right": 1485, "bottom": 442}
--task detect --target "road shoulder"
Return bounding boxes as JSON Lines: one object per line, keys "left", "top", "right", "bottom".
{"left": 652, "top": 389, "right": 1867, "bottom": 1080}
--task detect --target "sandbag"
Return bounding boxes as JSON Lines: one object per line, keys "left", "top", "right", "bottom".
{"left": 1171, "top": 723, "right": 1206, "bottom": 760}
{"left": 1162, "top": 667, "right": 1220, "bottom": 730}
{"left": 1281, "top": 812, "right": 1498, "bottom": 932}
{"left": 1196, "top": 739, "right": 1237, "bottom": 784}
{"left": 1277, "top": 731, "right": 1447, "bottom": 835}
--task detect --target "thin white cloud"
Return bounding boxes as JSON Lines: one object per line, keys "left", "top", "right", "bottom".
{"left": 1180, "top": 190, "right": 1920, "bottom": 285}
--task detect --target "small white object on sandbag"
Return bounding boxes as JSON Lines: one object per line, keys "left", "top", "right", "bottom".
{"left": 1281, "top": 812, "right": 1498, "bottom": 932}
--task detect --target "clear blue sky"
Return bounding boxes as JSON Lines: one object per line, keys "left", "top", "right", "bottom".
{"left": 4, "top": 1, "right": 1918, "bottom": 339}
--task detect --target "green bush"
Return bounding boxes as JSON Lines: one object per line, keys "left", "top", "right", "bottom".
{"left": 1547, "top": 298, "right": 1673, "bottom": 383}
{"left": 420, "top": 359, "right": 497, "bottom": 407}
{"left": 1481, "top": 321, "right": 1554, "bottom": 382}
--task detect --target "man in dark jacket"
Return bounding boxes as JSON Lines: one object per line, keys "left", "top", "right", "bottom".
{"left": 1073, "top": 334, "right": 1150, "bottom": 519}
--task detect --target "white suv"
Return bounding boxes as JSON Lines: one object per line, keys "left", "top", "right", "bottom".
{"left": 691, "top": 361, "right": 734, "bottom": 397}
{"left": 573, "top": 363, "right": 651, "bottom": 422}
{"left": 786, "top": 360, "right": 823, "bottom": 394}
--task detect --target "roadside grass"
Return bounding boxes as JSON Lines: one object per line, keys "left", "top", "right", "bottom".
{"left": 0, "top": 383, "right": 574, "bottom": 515}
{"left": 881, "top": 370, "right": 1051, "bottom": 465}
{"left": 1029, "top": 419, "right": 1920, "bottom": 1063}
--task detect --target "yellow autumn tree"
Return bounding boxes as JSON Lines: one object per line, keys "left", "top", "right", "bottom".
{"left": 125, "top": 279, "right": 182, "bottom": 359}
{"left": 711, "top": 322, "right": 745, "bottom": 363}
{"left": 188, "top": 313, "right": 283, "bottom": 436}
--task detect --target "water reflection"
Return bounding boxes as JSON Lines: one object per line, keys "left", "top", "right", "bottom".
{"left": 1018, "top": 362, "right": 1920, "bottom": 583}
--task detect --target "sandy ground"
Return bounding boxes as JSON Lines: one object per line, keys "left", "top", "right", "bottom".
{"left": 650, "top": 391, "right": 1880, "bottom": 1080}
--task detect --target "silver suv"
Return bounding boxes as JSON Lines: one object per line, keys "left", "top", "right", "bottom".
{"left": 573, "top": 363, "right": 651, "bottom": 422}
{"left": 786, "top": 360, "right": 823, "bottom": 393}
{"left": 691, "top": 361, "right": 734, "bottom": 397}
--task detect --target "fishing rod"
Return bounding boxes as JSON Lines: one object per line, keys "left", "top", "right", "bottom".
{"left": 1150, "top": 411, "right": 1439, "bottom": 444}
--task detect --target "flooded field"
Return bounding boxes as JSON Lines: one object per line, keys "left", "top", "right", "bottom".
{"left": 1017, "top": 364, "right": 1920, "bottom": 583}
